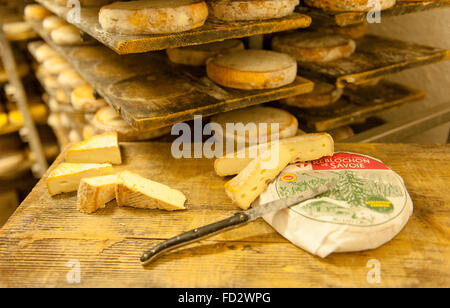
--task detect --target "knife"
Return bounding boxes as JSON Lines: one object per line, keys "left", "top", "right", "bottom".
{"left": 140, "top": 180, "right": 338, "bottom": 265}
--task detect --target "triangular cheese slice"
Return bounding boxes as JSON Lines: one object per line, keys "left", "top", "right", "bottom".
{"left": 77, "top": 174, "right": 119, "bottom": 214}
{"left": 65, "top": 132, "right": 122, "bottom": 165}
{"left": 46, "top": 163, "right": 113, "bottom": 196}
{"left": 116, "top": 171, "right": 186, "bottom": 211}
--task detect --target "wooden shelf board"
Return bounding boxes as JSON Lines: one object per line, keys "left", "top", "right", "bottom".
{"left": 32, "top": 24, "right": 314, "bottom": 131}
{"left": 36, "top": 0, "right": 312, "bottom": 55}
{"left": 282, "top": 80, "right": 426, "bottom": 131}
{"left": 298, "top": 0, "right": 450, "bottom": 27}
{"left": 297, "top": 34, "right": 450, "bottom": 88}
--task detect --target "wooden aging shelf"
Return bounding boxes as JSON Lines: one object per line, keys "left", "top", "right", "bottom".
{"left": 35, "top": 0, "right": 312, "bottom": 55}
{"left": 281, "top": 80, "right": 426, "bottom": 131}
{"left": 32, "top": 24, "right": 314, "bottom": 131}
{"left": 296, "top": 34, "right": 450, "bottom": 88}
{"left": 297, "top": 0, "right": 450, "bottom": 27}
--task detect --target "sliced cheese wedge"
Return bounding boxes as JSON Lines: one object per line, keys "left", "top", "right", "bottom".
{"left": 225, "top": 143, "right": 293, "bottom": 210}
{"left": 77, "top": 174, "right": 119, "bottom": 214}
{"left": 65, "top": 132, "right": 122, "bottom": 165}
{"left": 46, "top": 163, "right": 114, "bottom": 196}
{"left": 116, "top": 171, "right": 186, "bottom": 211}
{"left": 215, "top": 133, "right": 334, "bottom": 176}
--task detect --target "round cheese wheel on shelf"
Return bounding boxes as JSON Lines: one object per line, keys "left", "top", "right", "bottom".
{"left": 98, "top": 0, "right": 209, "bottom": 35}
{"left": 56, "top": 88, "right": 71, "bottom": 105}
{"left": 51, "top": 25, "right": 87, "bottom": 46}
{"left": 58, "top": 69, "right": 86, "bottom": 89}
{"left": 2, "top": 22, "right": 37, "bottom": 41}
{"left": 282, "top": 82, "right": 343, "bottom": 108}
{"left": 43, "top": 16, "right": 67, "bottom": 33}
{"left": 303, "top": 0, "right": 396, "bottom": 12}
{"left": 208, "top": 0, "right": 299, "bottom": 21}
{"left": 260, "top": 152, "right": 413, "bottom": 258}
{"left": 24, "top": 4, "right": 52, "bottom": 21}
{"left": 71, "top": 84, "right": 107, "bottom": 113}
{"left": 211, "top": 106, "right": 298, "bottom": 145}
{"left": 319, "top": 23, "right": 367, "bottom": 39}
{"left": 166, "top": 40, "right": 245, "bottom": 66}
{"left": 206, "top": 49, "right": 297, "bottom": 90}
{"left": 328, "top": 125, "right": 354, "bottom": 141}
{"left": 35, "top": 44, "right": 59, "bottom": 63}
{"left": 44, "top": 75, "right": 60, "bottom": 91}
{"left": 93, "top": 106, "right": 171, "bottom": 141}
{"left": 272, "top": 32, "right": 356, "bottom": 62}
{"left": 42, "top": 56, "right": 71, "bottom": 75}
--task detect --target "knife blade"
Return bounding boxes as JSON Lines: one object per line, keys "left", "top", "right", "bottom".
{"left": 141, "top": 180, "right": 338, "bottom": 265}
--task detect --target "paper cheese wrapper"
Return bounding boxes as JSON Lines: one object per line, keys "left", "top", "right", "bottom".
{"left": 260, "top": 152, "right": 414, "bottom": 258}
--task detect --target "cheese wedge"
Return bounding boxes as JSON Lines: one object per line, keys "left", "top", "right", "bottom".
{"left": 77, "top": 174, "right": 119, "bottom": 214}
{"left": 116, "top": 171, "right": 186, "bottom": 211}
{"left": 65, "top": 132, "right": 122, "bottom": 164}
{"left": 215, "top": 133, "right": 334, "bottom": 176}
{"left": 225, "top": 143, "right": 293, "bottom": 210}
{"left": 47, "top": 163, "right": 114, "bottom": 196}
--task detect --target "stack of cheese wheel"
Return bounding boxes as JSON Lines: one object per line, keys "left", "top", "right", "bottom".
{"left": 211, "top": 106, "right": 299, "bottom": 146}
{"left": 272, "top": 31, "right": 356, "bottom": 62}
{"left": 207, "top": 49, "right": 297, "bottom": 90}
{"left": 260, "top": 151, "right": 413, "bottom": 258}
{"left": 282, "top": 81, "right": 343, "bottom": 109}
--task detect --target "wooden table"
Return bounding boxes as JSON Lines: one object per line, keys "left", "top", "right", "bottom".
{"left": 0, "top": 142, "right": 448, "bottom": 287}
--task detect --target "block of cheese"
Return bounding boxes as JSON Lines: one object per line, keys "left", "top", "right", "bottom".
{"left": 2, "top": 22, "right": 37, "bottom": 41}
{"left": 24, "top": 4, "right": 52, "bottom": 21}
{"left": 207, "top": 50, "right": 297, "bottom": 90}
{"left": 77, "top": 174, "right": 119, "bottom": 214}
{"left": 66, "top": 132, "right": 122, "bottom": 164}
{"left": 215, "top": 133, "right": 334, "bottom": 176}
{"left": 51, "top": 25, "right": 85, "bottom": 46}
{"left": 211, "top": 106, "right": 298, "bottom": 146}
{"left": 43, "top": 16, "right": 67, "bottom": 33}
{"left": 93, "top": 106, "right": 171, "bottom": 141}
{"left": 43, "top": 56, "right": 71, "bottom": 75}
{"left": 272, "top": 32, "right": 356, "bottom": 62}
{"left": 34, "top": 44, "right": 58, "bottom": 63}
{"left": 303, "top": 0, "right": 396, "bottom": 12}
{"left": 58, "top": 69, "right": 86, "bottom": 90}
{"left": 71, "top": 84, "right": 107, "bottom": 112}
{"left": 208, "top": 0, "right": 299, "bottom": 21}
{"left": 260, "top": 152, "right": 413, "bottom": 258}
{"left": 166, "top": 40, "right": 245, "bottom": 66}
{"left": 281, "top": 82, "right": 343, "bottom": 108}
{"left": 46, "top": 163, "right": 114, "bottom": 196}
{"left": 225, "top": 143, "right": 293, "bottom": 210}
{"left": 116, "top": 171, "right": 186, "bottom": 211}
{"left": 98, "top": 0, "right": 209, "bottom": 35}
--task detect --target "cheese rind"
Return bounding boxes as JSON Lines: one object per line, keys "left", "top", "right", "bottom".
{"left": 46, "top": 163, "right": 114, "bottom": 196}
{"left": 116, "top": 171, "right": 186, "bottom": 211}
{"left": 65, "top": 132, "right": 122, "bottom": 165}
{"left": 77, "top": 174, "right": 119, "bottom": 214}
{"left": 215, "top": 133, "right": 334, "bottom": 176}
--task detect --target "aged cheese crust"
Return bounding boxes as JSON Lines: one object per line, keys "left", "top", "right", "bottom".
{"left": 272, "top": 32, "right": 356, "bottom": 62}
{"left": 282, "top": 82, "right": 343, "bottom": 108}
{"left": 208, "top": 0, "right": 299, "bottom": 21}
{"left": 116, "top": 171, "right": 186, "bottom": 211}
{"left": 24, "top": 4, "right": 52, "bottom": 21}
{"left": 3, "top": 22, "right": 37, "bottom": 41}
{"left": 207, "top": 49, "right": 297, "bottom": 90}
{"left": 98, "top": 0, "right": 209, "bottom": 35}
{"left": 71, "top": 84, "right": 107, "bottom": 113}
{"left": 35, "top": 44, "right": 58, "bottom": 63}
{"left": 43, "top": 56, "right": 71, "bottom": 75}
{"left": 166, "top": 40, "right": 245, "bottom": 66}
{"left": 51, "top": 25, "right": 84, "bottom": 46}
{"left": 77, "top": 175, "right": 119, "bottom": 214}
{"left": 215, "top": 133, "right": 334, "bottom": 176}
{"left": 303, "top": 0, "right": 396, "bottom": 12}
{"left": 57, "top": 69, "right": 86, "bottom": 89}
{"left": 43, "top": 16, "right": 67, "bottom": 33}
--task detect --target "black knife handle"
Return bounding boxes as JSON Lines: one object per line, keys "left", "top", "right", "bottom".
{"left": 141, "top": 212, "right": 250, "bottom": 265}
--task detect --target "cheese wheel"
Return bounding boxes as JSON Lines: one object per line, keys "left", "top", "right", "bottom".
{"left": 51, "top": 25, "right": 85, "bottom": 46}
{"left": 303, "top": 0, "right": 396, "bottom": 12}
{"left": 35, "top": 44, "right": 59, "bottom": 63}
{"left": 42, "top": 56, "right": 71, "bottom": 75}
{"left": 319, "top": 23, "right": 367, "bottom": 39}
{"left": 272, "top": 32, "right": 356, "bottom": 62}
{"left": 207, "top": 50, "right": 297, "bottom": 90}
{"left": 93, "top": 106, "right": 171, "bottom": 141}
{"left": 24, "top": 4, "right": 52, "bottom": 21}
{"left": 211, "top": 106, "right": 298, "bottom": 146}
{"left": 69, "top": 129, "right": 83, "bottom": 143}
{"left": 71, "top": 46, "right": 117, "bottom": 62}
{"left": 208, "top": 0, "right": 299, "bottom": 21}
{"left": 282, "top": 82, "right": 343, "bottom": 108}
{"left": 98, "top": 0, "right": 209, "bottom": 35}
{"left": 71, "top": 84, "right": 107, "bottom": 112}
{"left": 0, "top": 152, "right": 26, "bottom": 175}
{"left": 166, "top": 40, "right": 245, "bottom": 66}
{"left": 328, "top": 126, "right": 354, "bottom": 141}
{"left": 58, "top": 69, "right": 86, "bottom": 89}
{"left": 2, "top": 22, "right": 37, "bottom": 41}
{"left": 44, "top": 75, "right": 60, "bottom": 91}
{"left": 261, "top": 152, "right": 413, "bottom": 258}
{"left": 53, "top": 0, "right": 114, "bottom": 7}
{"left": 56, "top": 88, "right": 71, "bottom": 104}
{"left": 43, "top": 16, "right": 67, "bottom": 33}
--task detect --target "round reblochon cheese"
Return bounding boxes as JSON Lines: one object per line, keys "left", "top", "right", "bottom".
{"left": 259, "top": 152, "right": 413, "bottom": 258}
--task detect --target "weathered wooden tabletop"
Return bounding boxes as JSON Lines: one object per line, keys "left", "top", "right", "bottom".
{"left": 0, "top": 142, "right": 448, "bottom": 287}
